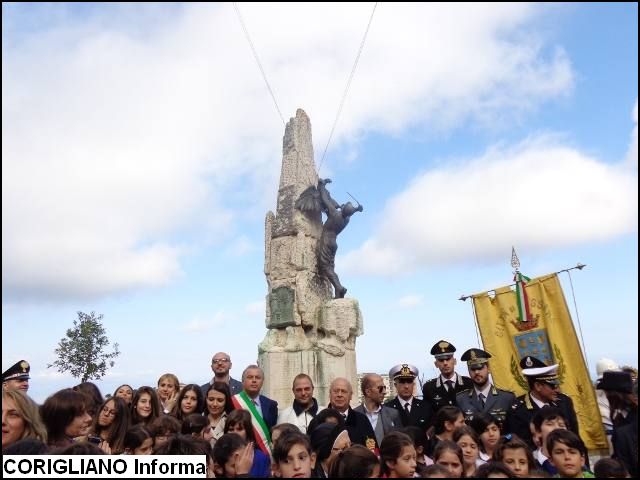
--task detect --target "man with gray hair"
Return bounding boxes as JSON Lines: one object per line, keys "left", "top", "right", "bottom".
{"left": 326, "top": 377, "right": 378, "bottom": 450}
{"left": 235, "top": 365, "right": 278, "bottom": 430}
{"left": 354, "top": 373, "right": 401, "bottom": 445}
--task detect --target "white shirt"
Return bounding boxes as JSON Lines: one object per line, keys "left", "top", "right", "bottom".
{"left": 363, "top": 404, "right": 382, "bottom": 430}
{"left": 529, "top": 393, "right": 548, "bottom": 409}
{"left": 440, "top": 374, "right": 458, "bottom": 390}
{"left": 399, "top": 397, "right": 414, "bottom": 412}
{"left": 474, "top": 383, "right": 492, "bottom": 401}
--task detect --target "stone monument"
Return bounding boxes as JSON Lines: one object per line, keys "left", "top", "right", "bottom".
{"left": 258, "top": 109, "right": 364, "bottom": 407}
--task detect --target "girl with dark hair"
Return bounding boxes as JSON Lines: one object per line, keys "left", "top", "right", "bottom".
{"left": 41, "top": 388, "right": 92, "bottom": 448}
{"left": 113, "top": 384, "right": 134, "bottom": 405}
{"left": 91, "top": 396, "right": 130, "bottom": 454}
{"left": 327, "top": 444, "right": 380, "bottom": 478}
{"left": 130, "top": 386, "right": 161, "bottom": 426}
{"left": 400, "top": 425, "right": 433, "bottom": 475}
{"left": 492, "top": 434, "right": 535, "bottom": 478}
{"left": 380, "top": 431, "right": 417, "bottom": 478}
{"left": 475, "top": 461, "right": 517, "bottom": 478}
{"left": 454, "top": 425, "right": 482, "bottom": 476}
{"left": 73, "top": 382, "right": 104, "bottom": 419}
{"left": 182, "top": 413, "right": 213, "bottom": 445}
{"left": 306, "top": 407, "right": 345, "bottom": 436}
{"left": 123, "top": 424, "right": 153, "bottom": 455}
{"left": 469, "top": 411, "right": 502, "bottom": 461}
{"left": 206, "top": 381, "right": 233, "bottom": 445}
{"left": 271, "top": 423, "right": 300, "bottom": 447}
{"left": 212, "top": 433, "right": 254, "bottom": 478}
{"left": 171, "top": 384, "right": 205, "bottom": 421}
{"left": 309, "top": 423, "right": 351, "bottom": 478}
{"left": 148, "top": 415, "right": 181, "bottom": 450}
{"left": 224, "top": 410, "right": 270, "bottom": 477}
{"left": 426, "top": 405, "right": 465, "bottom": 457}
{"left": 433, "top": 440, "right": 465, "bottom": 478}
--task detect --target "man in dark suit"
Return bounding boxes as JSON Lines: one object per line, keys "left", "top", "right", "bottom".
{"left": 456, "top": 348, "right": 515, "bottom": 425}
{"left": 385, "top": 363, "right": 432, "bottom": 434}
{"left": 238, "top": 364, "right": 278, "bottom": 430}
{"left": 422, "top": 340, "right": 473, "bottom": 415}
{"left": 506, "top": 356, "right": 579, "bottom": 449}
{"left": 326, "top": 377, "right": 378, "bottom": 451}
{"left": 200, "top": 352, "right": 243, "bottom": 398}
{"left": 354, "top": 373, "right": 401, "bottom": 445}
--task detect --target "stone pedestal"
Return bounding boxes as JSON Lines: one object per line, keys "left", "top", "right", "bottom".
{"left": 257, "top": 109, "right": 364, "bottom": 408}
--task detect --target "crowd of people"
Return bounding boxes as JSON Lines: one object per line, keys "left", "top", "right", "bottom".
{"left": 2, "top": 342, "right": 637, "bottom": 478}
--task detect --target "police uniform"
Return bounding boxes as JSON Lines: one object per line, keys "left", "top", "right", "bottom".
{"left": 505, "top": 356, "right": 580, "bottom": 448}
{"left": 455, "top": 348, "right": 515, "bottom": 424}
{"left": 2, "top": 360, "right": 30, "bottom": 383}
{"left": 422, "top": 341, "right": 473, "bottom": 413}
{"left": 384, "top": 364, "right": 433, "bottom": 433}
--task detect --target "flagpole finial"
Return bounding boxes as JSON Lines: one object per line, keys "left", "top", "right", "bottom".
{"left": 511, "top": 246, "right": 520, "bottom": 272}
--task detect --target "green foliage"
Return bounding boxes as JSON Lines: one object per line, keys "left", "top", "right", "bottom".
{"left": 47, "top": 311, "right": 120, "bottom": 382}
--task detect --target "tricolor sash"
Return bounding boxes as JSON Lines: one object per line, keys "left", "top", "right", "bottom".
{"left": 231, "top": 391, "right": 272, "bottom": 456}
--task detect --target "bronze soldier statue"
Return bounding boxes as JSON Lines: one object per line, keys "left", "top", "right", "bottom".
{"left": 296, "top": 178, "right": 363, "bottom": 298}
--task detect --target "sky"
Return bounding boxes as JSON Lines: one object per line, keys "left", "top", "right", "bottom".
{"left": 2, "top": 2, "right": 637, "bottom": 404}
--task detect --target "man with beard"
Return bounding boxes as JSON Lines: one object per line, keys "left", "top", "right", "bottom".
{"left": 456, "top": 348, "right": 515, "bottom": 425}
{"left": 277, "top": 373, "right": 324, "bottom": 433}
{"left": 200, "top": 352, "right": 243, "bottom": 398}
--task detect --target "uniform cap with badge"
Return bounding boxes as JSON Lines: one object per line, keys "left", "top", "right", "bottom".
{"left": 461, "top": 348, "right": 491, "bottom": 370}
{"left": 520, "top": 355, "right": 560, "bottom": 386}
{"left": 430, "top": 340, "right": 456, "bottom": 360}
{"left": 389, "top": 363, "right": 418, "bottom": 381}
{"left": 2, "top": 360, "right": 31, "bottom": 382}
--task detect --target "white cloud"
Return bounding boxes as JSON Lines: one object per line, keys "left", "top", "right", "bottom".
{"left": 2, "top": 4, "right": 574, "bottom": 301}
{"left": 626, "top": 99, "right": 638, "bottom": 168}
{"left": 341, "top": 136, "right": 638, "bottom": 275}
{"left": 180, "top": 312, "right": 227, "bottom": 333}
{"left": 398, "top": 294, "right": 424, "bottom": 308}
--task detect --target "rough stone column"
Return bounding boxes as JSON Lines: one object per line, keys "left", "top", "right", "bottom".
{"left": 258, "top": 109, "right": 363, "bottom": 408}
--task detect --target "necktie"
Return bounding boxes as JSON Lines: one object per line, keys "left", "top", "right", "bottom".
{"left": 478, "top": 393, "right": 486, "bottom": 408}
{"left": 446, "top": 380, "right": 454, "bottom": 392}
{"left": 404, "top": 402, "right": 411, "bottom": 414}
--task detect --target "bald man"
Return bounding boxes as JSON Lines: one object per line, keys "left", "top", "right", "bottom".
{"left": 200, "top": 352, "right": 243, "bottom": 398}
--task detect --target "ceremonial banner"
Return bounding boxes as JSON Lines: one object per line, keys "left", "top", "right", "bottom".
{"left": 472, "top": 273, "right": 607, "bottom": 450}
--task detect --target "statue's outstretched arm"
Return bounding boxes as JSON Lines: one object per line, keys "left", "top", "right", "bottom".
{"left": 317, "top": 179, "right": 340, "bottom": 214}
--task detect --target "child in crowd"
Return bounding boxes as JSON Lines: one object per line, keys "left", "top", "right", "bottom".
{"left": 380, "top": 431, "right": 418, "bottom": 478}
{"left": 148, "top": 414, "right": 181, "bottom": 450}
{"left": 422, "top": 463, "right": 453, "bottom": 478}
{"left": 454, "top": 425, "right": 482, "bottom": 476}
{"left": 400, "top": 425, "right": 433, "bottom": 476}
{"left": 433, "top": 440, "right": 465, "bottom": 478}
{"left": 531, "top": 407, "right": 567, "bottom": 475}
{"left": 212, "top": 433, "right": 254, "bottom": 478}
{"left": 327, "top": 444, "right": 380, "bottom": 478}
{"left": 546, "top": 429, "right": 594, "bottom": 478}
{"left": 270, "top": 423, "right": 300, "bottom": 447}
{"left": 271, "top": 431, "right": 315, "bottom": 478}
{"left": 123, "top": 425, "right": 153, "bottom": 455}
{"left": 492, "top": 434, "right": 535, "bottom": 478}
{"left": 470, "top": 412, "right": 502, "bottom": 462}
{"left": 474, "top": 461, "right": 516, "bottom": 478}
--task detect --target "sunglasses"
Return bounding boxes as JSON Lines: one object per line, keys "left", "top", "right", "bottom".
{"left": 370, "top": 385, "right": 387, "bottom": 393}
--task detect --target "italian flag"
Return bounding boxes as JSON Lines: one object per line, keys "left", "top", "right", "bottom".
{"left": 514, "top": 272, "right": 532, "bottom": 323}
{"left": 231, "top": 391, "right": 272, "bottom": 456}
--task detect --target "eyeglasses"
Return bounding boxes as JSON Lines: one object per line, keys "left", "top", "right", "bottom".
{"left": 371, "top": 385, "right": 387, "bottom": 393}
{"left": 212, "top": 358, "right": 230, "bottom": 364}
{"left": 101, "top": 407, "right": 117, "bottom": 417}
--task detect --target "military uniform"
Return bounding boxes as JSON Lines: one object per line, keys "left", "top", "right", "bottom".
{"left": 456, "top": 384, "right": 515, "bottom": 424}
{"left": 422, "top": 341, "right": 473, "bottom": 413}
{"left": 506, "top": 391, "right": 579, "bottom": 448}
{"left": 384, "top": 364, "right": 433, "bottom": 433}
{"left": 456, "top": 348, "right": 515, "bottom": 424}
{"left": 2, "top": 360, "right": 30, "bottom": 392}
{"left": 505, "top": 355, "right": 580, "bottom": 448}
